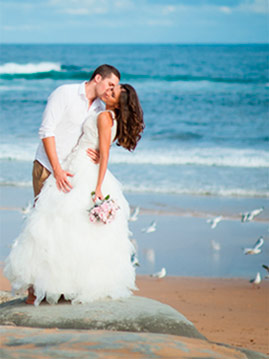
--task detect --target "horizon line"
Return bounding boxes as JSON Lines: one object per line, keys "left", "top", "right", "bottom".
{"left": 1, "top": 42, "right": 268, "bottom": 46}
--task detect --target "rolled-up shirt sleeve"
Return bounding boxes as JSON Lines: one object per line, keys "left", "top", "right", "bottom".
{"left": 39, "top": 85, "right": 67, "bottom": 139}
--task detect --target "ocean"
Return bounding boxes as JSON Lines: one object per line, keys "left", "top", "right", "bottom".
{"left": 0, "top": 44, "right": 268, "bottom": 198}
{"left": 1, "top": 44, "right": 269, "bottom": 278}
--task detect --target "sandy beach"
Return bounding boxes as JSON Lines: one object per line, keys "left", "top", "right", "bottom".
{"left": 136, "top": 276, "right": 269, "bottom": 355}
{"left": 0, "top": 271, "right": 268, "bottom": 355}
{"left": 0, "top": 186, "right": 268, "bottom": 355}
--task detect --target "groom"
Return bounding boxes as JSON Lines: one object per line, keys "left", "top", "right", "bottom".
{"left": 33, "top": 64, "right": 120, "bottom": 198}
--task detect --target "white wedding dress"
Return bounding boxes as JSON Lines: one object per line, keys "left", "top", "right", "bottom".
{"left": 4, "top": 110, "right": 137, "bottom": 306}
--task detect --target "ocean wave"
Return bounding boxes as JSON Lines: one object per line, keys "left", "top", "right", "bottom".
{"left": 0, "top": 62, "right": 61, "bottom": 74}
{"left": 0, "top": 62, "right": 266, "bottom": 84}
{"left": 0, "top": 180, "right": 267, "bottom": 198}
{"left": 0, "top": 143, "right": 37, "bottom": 162}
{"left": 122, "top": 184, "right": 269, "bottom": 198}
{"left": 0, "top": 181, "right": 32, "bottom": 187}
{"left": 1, "top": 145, "right": 268, "bottom": 168}
{"left": 109, "top": 147, "right": 269, "bottom": 168}
{"left": 0, "top": 85, "right": 28, "bottom": 92}
{"left": 151, "top": 132, "right": 203, "bottom": 141}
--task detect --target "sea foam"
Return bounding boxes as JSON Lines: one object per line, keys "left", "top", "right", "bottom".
{"left": 0, "top": 62, "right": 61, "bottom": 74}
{"left": 122, "top": 183, "right": 269, "bottom": 198}
{"left": 0, "top": 61, "right": 266, "bottom": 84}
{"left": 1, "top": 143, "right": 268, "bottom": 168}
{"left": 109, "top": 147, "right": 269, "bottom": 168}
{"left": 0, "top": 180, "right": 267, "bottom": 198}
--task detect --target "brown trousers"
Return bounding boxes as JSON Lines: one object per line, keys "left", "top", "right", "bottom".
{"left": 32, "top": 160, "right": 51, "bottom": 198}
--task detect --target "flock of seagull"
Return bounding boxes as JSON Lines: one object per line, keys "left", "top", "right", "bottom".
{"left": 22, "top": 202, "right": 267, "bottom": 284}
{"left": 129, "top": 205, "right": 267, "bottom": 284}
{"left": 206, "top": 207, "right": 267, "bottom": 287}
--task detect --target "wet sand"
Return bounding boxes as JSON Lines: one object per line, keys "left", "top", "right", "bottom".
{"left": 136, "top": 275, "right": 269, "bottom": 355}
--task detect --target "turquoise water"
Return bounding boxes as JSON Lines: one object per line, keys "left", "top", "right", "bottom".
{"left": 0, "top": 44, "right": 268, "bottom": 198}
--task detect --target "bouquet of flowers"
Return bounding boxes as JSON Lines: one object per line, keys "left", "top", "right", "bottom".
{"left": 88, "top": 192, "right": 120, "bottom": 224}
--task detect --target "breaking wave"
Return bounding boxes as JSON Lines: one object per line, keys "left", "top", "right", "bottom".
{"left": 0, "top": 62, "right": 266, "bottom": 84}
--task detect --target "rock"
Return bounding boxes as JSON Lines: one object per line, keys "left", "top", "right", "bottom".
{"left": 0, "top": 290, "right": 22, "bottom": 304}
{"left": 0, "top": 296, "right": 266, "bottom": 359}
{"left": 0, "top": 296, "right": 205, "bottom": 339}
{"left": 1, "top": 326, "right": 267, "bottom": 359}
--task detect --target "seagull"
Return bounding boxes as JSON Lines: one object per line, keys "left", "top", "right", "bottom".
{"left": 21, "top": 202, "right": 33, "bottom": 218}
{"left": 206, "top": 216, "right": 223, "bottom": 229}
{"left": 21, "top": 202, "right": 32, "bottom": 215}
{"left": 241, "top": 207, "right": 264, "bottom": 223}
{"left": 243, "top": 236, "right": 264, "bottom": 255}
{"left": 249, "top": 272, "right": 261, "bottom": 288}
{"left": 262, "top": 265, "right": 269, "bottom": 279}
{"left": 142, "top": 220, "right": 157, "bottom": 233}
{"left": 144, "top": 248, "right": 155, "bottom": 264}
{"left": 210, "top": 239, "right": 221, "bottom": 251}
{"left": 150, "top": 267, "right": 166, "bottom": 279}
{"left": 129, "top": 206, "right": 140, "bottom": 222}
{"left": 131, "top": 253, "right": 140, "bottom": 267}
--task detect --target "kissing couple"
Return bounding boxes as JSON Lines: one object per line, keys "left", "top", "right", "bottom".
{"left": 4, "top": 64, "right": 145, "bottom": 306}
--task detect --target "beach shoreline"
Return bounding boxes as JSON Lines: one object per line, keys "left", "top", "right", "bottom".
{"left": 1, "top": 186, "right": 268, "bottom": 354}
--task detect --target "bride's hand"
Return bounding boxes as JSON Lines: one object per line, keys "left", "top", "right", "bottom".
{"left": 93, "top": 187, "right": 104, "bottom": 202}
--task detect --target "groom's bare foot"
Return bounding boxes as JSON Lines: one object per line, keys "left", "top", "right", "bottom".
{"left": 25, "top": 286, "right": 36, "bottom": 305}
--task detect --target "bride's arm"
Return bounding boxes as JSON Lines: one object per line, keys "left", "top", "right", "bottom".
{"left": 94, "top": 112, "right": 113, "bottom": 201}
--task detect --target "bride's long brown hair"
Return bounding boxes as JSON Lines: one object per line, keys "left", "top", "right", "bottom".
{"left": 114, "top": 84, "right": 144, "bottom": 151}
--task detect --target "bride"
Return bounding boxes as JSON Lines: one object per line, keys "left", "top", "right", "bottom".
{"left": 4, "top": 83, "right": 144, "bottom": 306}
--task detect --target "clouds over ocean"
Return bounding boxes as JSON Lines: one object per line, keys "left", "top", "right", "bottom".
{"left": 0, "top": 0, "right": 268, "bottom": 43}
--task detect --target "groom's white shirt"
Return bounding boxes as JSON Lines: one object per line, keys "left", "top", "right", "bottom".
{"left": 35, "top": 82, "right": 105, "bottom": 172}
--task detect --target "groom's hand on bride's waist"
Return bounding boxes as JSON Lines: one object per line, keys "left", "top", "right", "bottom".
{"left": 86, "top": 148, "right": 100, "bottom": 164}
{"left": 53, "top": 168, "right": 74, "bottom": 193}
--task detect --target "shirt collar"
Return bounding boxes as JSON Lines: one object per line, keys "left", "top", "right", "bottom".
{"left": 78, "top": 81, "right": 105, "bottom": 111}
{"left": 90, "top": 98, "right": 105, "bottom": 112}
{"left": 78, "top": 81, "right": 87, "bottom": 100}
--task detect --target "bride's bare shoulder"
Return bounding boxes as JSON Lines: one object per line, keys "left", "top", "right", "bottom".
{"left": 97, "top": 111, "right": 114, "bottom": 128}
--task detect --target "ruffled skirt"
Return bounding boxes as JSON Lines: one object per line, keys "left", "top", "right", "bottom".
{"left": 4, "top": 148, "right": 136, "bottom": 305}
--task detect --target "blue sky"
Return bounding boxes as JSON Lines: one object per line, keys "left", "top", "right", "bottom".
{"left": 0, "top": 0, "right": 268, "bottom": 43}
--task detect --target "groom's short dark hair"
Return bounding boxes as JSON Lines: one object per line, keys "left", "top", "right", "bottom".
{"left": 90, "top": 64, "right": 120, "bottom": 81}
